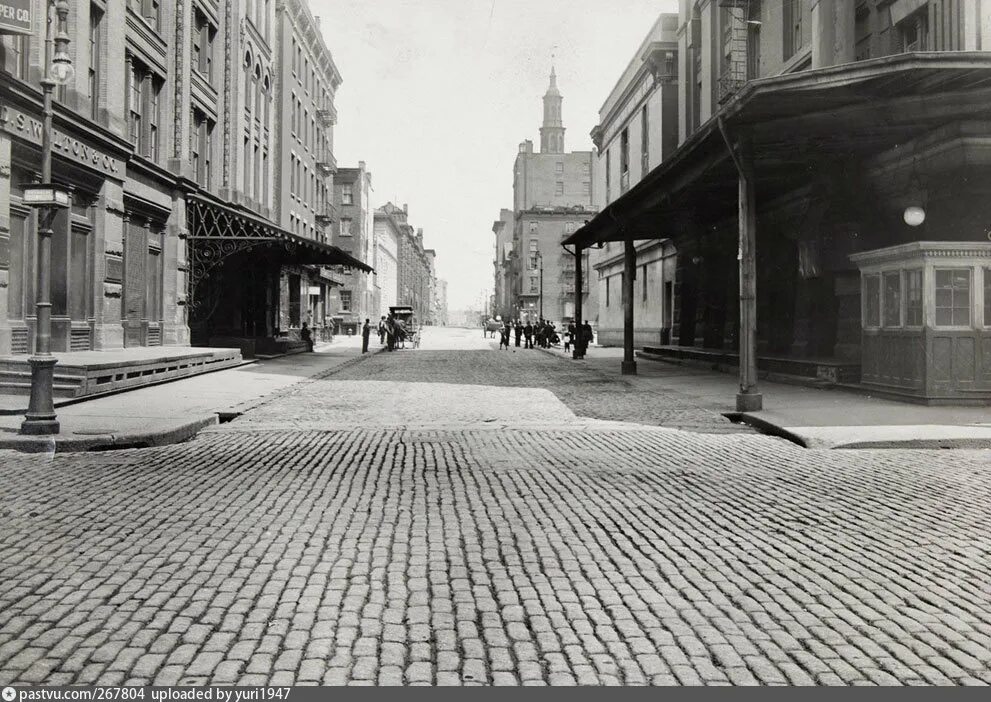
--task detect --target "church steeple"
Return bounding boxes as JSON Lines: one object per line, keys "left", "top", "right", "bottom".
{"left": 540, "top": 67, "right": 565, "bottom": 154}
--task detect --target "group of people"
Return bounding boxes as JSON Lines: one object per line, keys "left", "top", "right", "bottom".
{"left": 376, "top": 314, "right": 409, "bottom": 352}
{"left": 497, "top": 319, "right": 593, "bottom": 354}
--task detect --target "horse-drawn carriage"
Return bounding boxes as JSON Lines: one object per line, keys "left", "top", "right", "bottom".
{"left": 389, "top": 306, "right": 420, "bottom": 349}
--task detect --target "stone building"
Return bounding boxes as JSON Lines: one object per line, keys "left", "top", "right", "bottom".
{"left": 373, "top": 202, "right": 404, "bottom": 318}
{"left": 331, "top": 162, "right": 373, "bottom": 334}
{"left": 491, "top": 208, "right": 514, "bottom": 321}
{"left": 507, "top": 69, "right": 596, "bottom": 325}
{"left": 590, "top": 14, "right": 680, "bottom": 347}
{"left": 0, "top": 0, "right": 366, "bottom": 376}
{"left": 398, "top": 225, "right": 432, "bottom": 324}
{"left": 566, "top": 0, "right": 991, "bottom": 404}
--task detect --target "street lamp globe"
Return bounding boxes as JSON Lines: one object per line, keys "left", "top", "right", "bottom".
{"left": 903, "top": 206, "right": 926, "bottom": 227}
{"left": 50, "top": 55, "right": 75, "bottom": 85}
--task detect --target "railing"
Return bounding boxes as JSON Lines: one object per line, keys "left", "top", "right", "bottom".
{"left": 316, "top": 151, "right": 338, "bottom": 175}
{"left": 316, "top": 105, "right": 337, "bottom": 126}
{"left": 315, "top": 203, "right": 337, "bottom": 225}
{"left": 718, "top": 69, "right": 746, "bottom": 103}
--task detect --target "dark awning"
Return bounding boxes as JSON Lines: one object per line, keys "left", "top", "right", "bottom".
{"left": 565, "top": 52, "right": 991, "bottom": 248}
{"left": 187, "top": 192, "right": 373, "bottom": 272}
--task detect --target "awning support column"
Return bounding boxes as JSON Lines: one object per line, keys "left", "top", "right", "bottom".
{"left": 574, "top": 244, "right": 584, "bottom": 359}
{"left": 735, "top": 137, "right": 762, "bottom": 411}
{"left": 622, "top": 236, "right": 637, "bottom": 375}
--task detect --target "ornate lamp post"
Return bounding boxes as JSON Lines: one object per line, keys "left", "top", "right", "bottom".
{"left": 21, "top": 0, "right": 74, "bottom": 436}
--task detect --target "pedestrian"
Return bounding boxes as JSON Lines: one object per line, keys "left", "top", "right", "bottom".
{"left": 300, "top": 322, "right": 313, "bottom": 352}
{"left": 523, "top": 321, "right": 533, "bottom": 349}
{"left": 361, "top": 318, "right": 371, "bottom": 353}
{"left": 386, "top": 314, "right": 396, "bottom": 352}
{"left": 514, "top": 320, "right": 523, "bottom": 347}
{"left": 378, "top": 316, "right": 387, "bottom": 345}
{"left": 582, "top": 320, "right": 594, "bottom": 355}
{"left": 499, "top": 321, "right": 511, "bottom": 350}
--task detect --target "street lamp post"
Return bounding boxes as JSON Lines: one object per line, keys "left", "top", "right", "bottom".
{"left": 20, "top": 0, "right": 74, "bottom": 436}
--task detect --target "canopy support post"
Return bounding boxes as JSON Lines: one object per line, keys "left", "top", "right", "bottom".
{"left": 574, "top": 244, "right": 585, "bottom": 359}
{"left": 622, "top": 236, "right": 637, "bottom": 375}
{"left": 719, "top": 118, "right": 762, "bottom": 412}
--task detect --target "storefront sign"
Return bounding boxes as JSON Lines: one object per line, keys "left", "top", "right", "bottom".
{"left": 0, "top": 0, "right": 31, "bottom": 36}
{"left": 0, "top": 103, "right": 123, "bottom": 178}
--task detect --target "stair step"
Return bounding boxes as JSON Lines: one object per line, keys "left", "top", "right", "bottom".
{"left": 0, "top": 381, "right": 84, "bottom": 397}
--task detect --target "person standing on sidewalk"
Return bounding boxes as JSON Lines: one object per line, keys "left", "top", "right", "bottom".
{"left": 378, "top": 316, "right": 387, "bottom": 345}
{"left": 582, "top": 320, "right": 594, "bottom": 355}
{"left": 514, "top": 320, "right": 523, "bottom": 347}
{"left": 300, "top": 322, "right": 313, "bottom": 352}
{"left": 523, "top": 321, "right": 533, "bottom": 349}
{"left": 361, "top": 319, "right": 371, "bottom": 353}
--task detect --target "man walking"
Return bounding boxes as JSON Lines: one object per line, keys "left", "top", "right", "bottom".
{"left": 514, "top": 319, "right": 523, "bottom": 348}
{"left": 378, "top": 316, "right": 387, "bottom": 345}
{"left": 523, "top": 321, "right": 533, "bottom": 349}
{"left": 361, "top": 318, "right": 371, "bottom": 353}
{"left": 582, "top": 320, "right": 594, "bottom": 356}
{"left": 386, "top": 314, "right": 396, "bottom": 352}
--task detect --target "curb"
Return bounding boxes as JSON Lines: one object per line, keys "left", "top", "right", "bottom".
{"left": 725, "top": 412, "right": 810, "bottom": 448}
{"left": 0, "top": 415, "right": 218, "bottom": 454}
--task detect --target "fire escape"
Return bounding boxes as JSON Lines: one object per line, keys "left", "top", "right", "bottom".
{"left": 718, "top": 0, "right": 760, "bottom": 103}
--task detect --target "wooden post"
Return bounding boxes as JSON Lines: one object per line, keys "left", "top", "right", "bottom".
{"left": 574, "top": 244, "right": 584, "bottom": 359}
{"left": 737, "top": 139, "right": 762, "bottom": 411}
{"left": 622, "top": 236, "right": 637, "bottom": 375}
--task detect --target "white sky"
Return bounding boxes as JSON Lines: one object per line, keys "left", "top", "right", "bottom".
{"left": 312, "top": 0, "right": 679, "bottom": 309}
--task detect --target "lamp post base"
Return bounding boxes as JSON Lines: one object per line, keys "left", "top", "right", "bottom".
{"left": 20, "top": 356, "right": 60, "bottom": 436}
{"left": 621, "top": 361, "right": 637, "bottom": 375}
{"left": 735, "top": 391, "right": 763, "bottom": 412}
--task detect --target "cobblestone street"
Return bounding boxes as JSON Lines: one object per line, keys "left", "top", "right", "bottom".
{"left": 1, "top": 329, "right": 989, "bottom": 686}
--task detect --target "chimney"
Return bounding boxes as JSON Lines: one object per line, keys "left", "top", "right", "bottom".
{"left": 403, "top": 203, "right": 408, "bottom": 214}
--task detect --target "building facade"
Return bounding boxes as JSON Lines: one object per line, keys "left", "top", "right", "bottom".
{"left": 491, "top": 208, "right": 514, "bottom": 320}
{"left": 0, "top": 1, "right": 366, "bottom": 366}
{"left": 435, "top": 278, "right": 448, "bottom": 326}
{"left": 591, "top": 13, "right": 680, "bottom": 347}
{"left": 373, "top": 202, "right": 404, "bottom": 318}
{"left": 331, "top": 162, "right": 373, "bottom": 333}
{"left": 507, "top": 69, "right": 596, "bottom": 325}
{"left": 567, "top": 0, "right": 991, "bottom": 403}
{"left": 398, "top": 225, "right": 431, "bottom": 323}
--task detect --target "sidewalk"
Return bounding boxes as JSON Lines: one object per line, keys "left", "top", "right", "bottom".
{"left": 0, "top": 335, "right": 378, "bottom": 453}
{"left": 542, "top": 344, "right": 991, "bottom": 449}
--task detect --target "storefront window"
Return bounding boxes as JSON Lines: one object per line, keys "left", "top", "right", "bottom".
{"left": 883, "top": 272, "right": 901, "bottom": 327}
{"left": 906, "top": 269, "right": 923, "bottom": 326}
{"left": 934, "top": 269, "right": 971, "bottom": 327}
{"left": 863, "top": 274, "right": 880, "bottom": 328}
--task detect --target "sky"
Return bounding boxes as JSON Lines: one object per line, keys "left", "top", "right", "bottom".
{"left": 312, "top": 0, "right": 679, "bottom": 310}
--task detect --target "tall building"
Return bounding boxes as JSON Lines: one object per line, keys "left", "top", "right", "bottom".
{"left": 565, "top": 1, "right": 991, "bottom": 404}
{"left": 0, "top": 0, "right": 366, "bottom": 370}
{"left": 398, "top": 226, "right": 432, "bottom": 323}
{"left": 373, "top": 202, "right": 405, "bottom": 317}
{"left": 590, "top": 14, "right": 679, "bottom": 347}
{"left": 332, "top": 162, "right": 373, "bottom": 333}
{"left": 491, "top": 208, "right": 514, "bottom": 320}
{"left": 435, "top": 278, "right": 448, "bottom": 326}
{"left": 507, "top": 68, "right": 596, "bottom": 324}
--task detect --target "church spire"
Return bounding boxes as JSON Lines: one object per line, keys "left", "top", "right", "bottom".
{"left": 540, "top": 66, "right": 565, "bottom": 154}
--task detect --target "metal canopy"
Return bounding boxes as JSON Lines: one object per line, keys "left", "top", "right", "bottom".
{"left": 187, "top": 193, "right": 373, "bottom": 275}
{"left": 564, "top": 53, "right": 991, "bottom": 248}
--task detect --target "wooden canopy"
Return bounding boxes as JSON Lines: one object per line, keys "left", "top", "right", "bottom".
{"left": 564, "top": 52, "right": 991, "bottom": 248}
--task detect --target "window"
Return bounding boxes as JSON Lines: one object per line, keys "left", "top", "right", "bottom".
{"left": 555, "top": 162, "right": 564, "bottom": 174}
{"left": 906, "top": 269, "right": 923, "bottom": 326}
{"left": 2, "top": 33, "right": 29, "bottom": 80}
{"left": 89, "top": 5, "right": 103, "bottom": 121}
{"left": 192, "top": 7, "right": 216, "bottom": 82}
{"left": 605, "top": 148, "right": 611, "bottom": 203}
{"left": 340, "top": 290, "right": 352, "bottom": 312}
{"left": 641, "top": 105, "right": 649, "bottom": 177}
{"left": 529, "top": 240, "right": 538, "bottom": 251}
{"left": 899, "top": 9, "right": 929, "bottom": 51}
{"left": 529, "top": 222, "right": 538, "bottom": 233}
{"left": 620, "top": 127, "right": 630, "bottom": 183}
{"left": 342, "top": 184, "right": 353, "bottom": 205}
{"left": 583, "top": 182, "right": 591, "bottom": 196}
{"left": 528, "top": 255, "right": 538, "bottom": 271}
{"left": 530, "top": 277, "right": 539, "bottom": 293}
{"left": 128, "top": 61, "right": 142, "bottom": 146}
{"left": 555, "top": 181, "right": 564, "bottom": 196}
{"left": 190, "top": 108, "right": 214, "bottom": 186}
{"left": 340, "top": 218, "right": 353, "bottom": 236}
{"left": 863, "top": 274, "right": 880, "bottom": 328}
{"left": 883, "top": 272, "right": 901, "bottom": 327}
{"left": 783, "top": 0, "right": 804, "bottom": 60}
{"left": 935, "top": 269, "right": 971, "bottom": 327}
{"left": 565, "top": 222, "right": 575, "bottom": 234}
{"left": 642, "top": 264, "right": 648, "bottom": 302}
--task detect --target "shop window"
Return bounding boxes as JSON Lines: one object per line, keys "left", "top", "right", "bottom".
{"left": 1, "top": 33, "right": 30, "bottom": 81}
{"left": 863, "top": 274, "right": 880, "bottom": 328}
{"left": 934, "top": 269, "right": 970, "bottom": 327}
{"left": 906, "top": 269, "right": 923, "bottom": 326}
{"left": 883, "top": 271, "right": 901, "bottom": 327}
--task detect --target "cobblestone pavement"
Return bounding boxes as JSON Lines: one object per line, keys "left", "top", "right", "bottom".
{"left": 0, "top": 329, "right": 989, "bottom": 686}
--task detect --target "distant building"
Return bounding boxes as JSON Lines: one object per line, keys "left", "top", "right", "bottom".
{"left": 492, "top": 209, "right": 515, "bottom": 320}
{"left": 332, "top": 162, "right": 374, "bottom": 333}
{"left": 590, "top": 14, "right": 679, "bottom": 347}
{"left": 435, "top": 279, "right": 449, "bottom": 326}
{"left": 374, "top": 202, "right": 405, "bottom": 317}
{"left": 505, "top": 69, "right": 596, "bottom": 325}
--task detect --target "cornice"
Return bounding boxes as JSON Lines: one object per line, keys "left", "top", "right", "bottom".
{"left": 850, "top": 241, "right": 991, "bottom": 266}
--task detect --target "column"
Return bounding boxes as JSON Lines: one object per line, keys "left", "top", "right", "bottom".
{"left": 574, "top": 244, "right": 584, "bottom": 359}
{"left": 622, "top": 237, "right": 637, "bottom": 375}
{"left": 812, "top": 0, "right": 855, "bottom": 69}
{"left": 737, "top": 139, "right": 762, "bottom": 411}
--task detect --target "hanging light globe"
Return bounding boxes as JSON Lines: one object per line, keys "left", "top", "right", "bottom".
{"left": 903, "top": 206, "right": 926, "bottom": 227}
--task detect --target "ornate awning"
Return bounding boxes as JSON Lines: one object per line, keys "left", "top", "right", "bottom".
{"left": 565, "top": 53, "right": 991, "bottom": 248}
{"left": 186, "top": 193, "right": 372, "bottom": 295}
